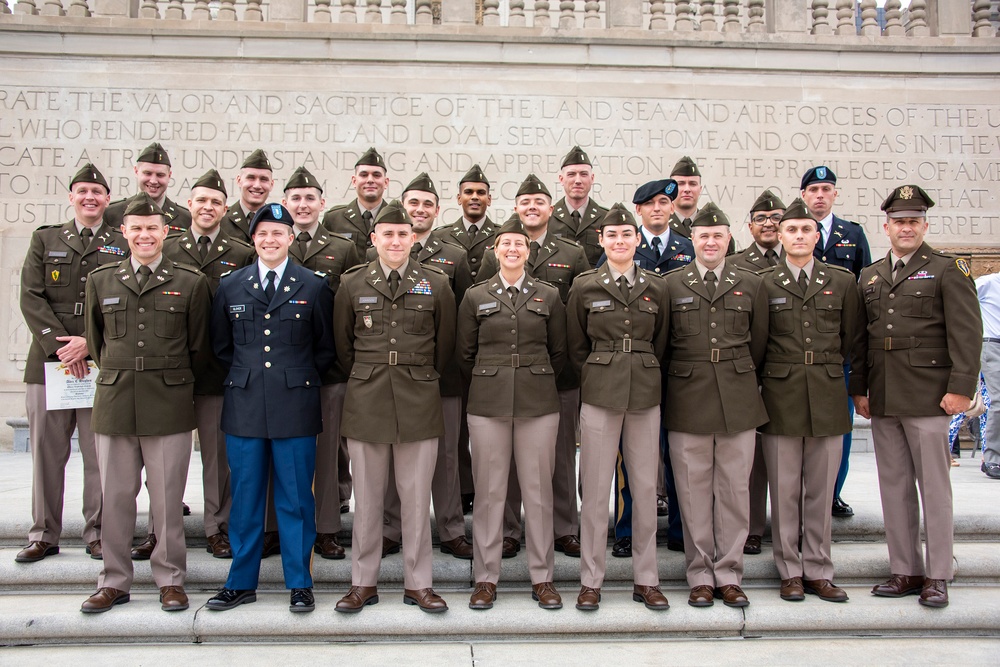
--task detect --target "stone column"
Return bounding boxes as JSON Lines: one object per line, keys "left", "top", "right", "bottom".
{"left": 766, "top": 0, "right": 808, "bottom": 33}
{"left": 607, "top": 0, "right": 641, "bottom": 27}
{"left": 441, "top": 0, "right": 475, "bottom": 22}
{"left": 269, "top": 0, "right": 307, "bottom": 21}
{"left": 935, "top": 0, "right": 972, "bottom": 34}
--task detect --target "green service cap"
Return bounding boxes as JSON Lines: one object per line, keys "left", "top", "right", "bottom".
{"left": 123, "top": 193, "right": 165, "bottom": 218}
{"left": 192, "top": 169, "right": 227, "bottom": 197}
{"left": 69, "top": 163, "right": 110, "bottom": 193}
{"left": 495, "top": 215, "right": 530, "bottom": 239}
{"left": 459, "top": 164, "right": 490, "bottom": 187}
{"left": 561, "top": 145, "right": 592, "bottom": 168}
{"left": 598, "top": 203, "right": 638, "bottom": 230}
{"left": 284, "top": 166, "right": 323, "bottom": 193}
{"left": 136, "top": 142, "right": 170, "bottom": 167}
{"left": 373, "top": 199, "right": 412, "bottom": 226}
{"left": 670, "top": 155, "right": 701, "bottom": 178}
{"left": 241, "top": 149, "right": 272, "bottom": 171}
{"left": 515, "top": 173, "right": 551, "bottom": 199}
{"left": 690, "top": 202, "right": 730, "bottom": 228}
{"left": 778, "top": 198, "right": 817, "bottom": 224}
{"left": 356, "top": 147, "right": 386, "bottom": 170}
{"left": 403, "top": 172, "right": 437, "bottom": 197}
{"left": 880, "top": 184, "right": 935, "bottom": 218}
{"left": 750, "top": 189, "right": 786, "bottom": 213}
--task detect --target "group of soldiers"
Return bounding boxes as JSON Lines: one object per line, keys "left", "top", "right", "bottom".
{"left": 16, "top": 141, "right": 980, "bottom": 615}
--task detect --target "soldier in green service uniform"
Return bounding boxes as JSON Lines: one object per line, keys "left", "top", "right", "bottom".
{"left": 219, "top": 149, "right": 275, "bottom": 244}
{"left": 322, "top": 147, "right": 389, "bottom": 258}
{"left": 668, "top": 156, "right": 736, "bottom": 255}
{"left": 80, "top": 195, "right": 213, "bottom": 614}
{"left": 548, "top": 146, "right": 609, "bottom": 268}
{"left": 431, "top": 164, "right": 497, "bottom": 285}
{"left": 16, "top": 164, "right": 126, "bottom": 565}
{"left": 851, "top": 185, "right": 982, "bottom": 610}
{"left": 104, "top": 142, "right": 191, "bottom": 234}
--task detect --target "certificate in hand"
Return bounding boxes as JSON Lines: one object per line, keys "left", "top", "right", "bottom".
{"left": 44, "top": 361, "right": 98, "bottom": 410}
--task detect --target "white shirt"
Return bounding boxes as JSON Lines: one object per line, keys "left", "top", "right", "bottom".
{"left": 258, "top": 257, "right": 289, "bottom": 287}
{"left": 976, "top": 273, "right": 1000, "bottom": 339}
{"left": 641, "top": 226, "right": 671, "bottom": 252}
{"left": 817, "top": 213, "right": 834, "bottom": 247}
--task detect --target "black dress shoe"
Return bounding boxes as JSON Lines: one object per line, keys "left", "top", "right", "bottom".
{"left": 984, "top": 462, "right": 1000, "bottom": 479}
{"left": 261, "top": 531, "right": 281, "bottom": 558}
{"left": 290, "top": 588, "right": 315, "bottom": 613}
{"left": 340, "top": 502, "right": 351, "bottom": 514}
{"left": 832, "top": 497, "right": 854, "bottom": 518}
{"left": 743, "top": 535, "right": 762, "bottom": 555}
{"left": 502, "top": 537, "right": 521, "bottom": 559}
{"left": 206, "top": 588, "right": 257, "bottom": 611}
{"left": 461, "top": 493, "right": 475, "bottom": 515}
{"left": 612, "top": 536, "right": 632, "bottom": 558}
{"left": 667, "top": 539, "right": 685, "bottom": 552}
{"left": 182, "top": 502, "right": 191, "bottom": 516}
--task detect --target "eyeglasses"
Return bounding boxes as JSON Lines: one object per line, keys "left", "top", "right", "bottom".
{"left": 751, "top": 214, "right": 783, "bottom": 225}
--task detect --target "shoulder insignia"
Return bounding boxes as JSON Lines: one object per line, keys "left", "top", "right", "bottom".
{"left": 314, "top": 270, "right": 328, "bottom": 278}
{"left": 219, "top": 270, "right": 233, "bottom": 278}
{"left": 955, "top": 258, "right": 972, "bottom": 277}
{"left": 824, "top": 263, "right": 854, "bottom": 275}
{"left": 326, "top": 203, "right": 350, "bottom": 213}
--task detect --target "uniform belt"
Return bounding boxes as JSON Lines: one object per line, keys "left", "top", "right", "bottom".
{"left": 354, "top": 351, "right": 430, "bottom": 366}
{"left": 50, "top": 303, "right": 85, "bottom": 316}
{"left": 984, "top": 337, "right": 1000, "bottom": 344}
{"left": 672, "top": 346, "right": 750, "bottom": 363}
{"left": 100, "top": 356, "right": 190, "bottom": 371}
{"left": 765, "top": 352, "right": 842, "bottom": 365}
{"left": 475, "top": 354, "right": 549, "bottom": 368}
{"left": 591, "top": 339, "right": 654, "bottom": 353}
{"left": 870, "top": 337, "right": 948, "bottom": 351}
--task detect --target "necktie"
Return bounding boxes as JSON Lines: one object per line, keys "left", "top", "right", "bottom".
{"left": 137, "top": 264, "right": 152, "bottom": 289}
{"left": 682, "top": 218, "right": 693, "bottom": 233}
{"left": 764, "top": 249, "right": 778, "bottom": 266}
{"left": 264, "top": 269, "right": 277, "bottom": 301}
{"left": 893, "top": 258, "right": 905, "bottom": 281}
{"left": 617, "top": 276, "right": 630, "bottom": 302}
{"left": 411, "top": 242, "right": 423, "bottom": 259}
{"left": 570, "top": 210, "right": 582, "bottom": 231}
{"left": 798, "top": 270, "right": 810, "bottom": 295}
{"left": 528, "top": 241, "right": 540, "bottom": 267}
{"left": 651, "top": 236, "right": 662, "bottom": 261}
{"left": 704, "top": 270, "right": 717, "bottom": 298}
{"left": 468, "top": 224, "right": 479, "bottom": 240}
{"left": 820, "top": 224, "right": 829, "bottom": 248}
{"left": 507, "top": 285, "right": 519, "bottom": 304}
{"left": 80, "top": 227, "right": 93, "bottom": 249}
{"left": 389, "top": 269, "right": 400, "bottom": 296}
{"left": 198, "top": 235, "right": 211, "bottom": 259}
{"left": 297, "top": 231, "right": 311, "bottom": 256}
{"left": 362, "top": 209, "right": 374, "bottom": 232}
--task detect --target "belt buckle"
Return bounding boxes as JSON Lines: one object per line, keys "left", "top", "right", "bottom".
{"left": 710, "top": 348, "right": 720, "bottom": 363}
{"left": 388, "top": 351, "right": 398, "bottom": 366}
{"left": 511, "top": 353, "right": 520, "bottom": 368}
{"left": 804, "top": 351, "right": 814, "bottom": 365}
{"left": 135, "top": 357, "right": 144, "bottom": 372}
{"left": 74, "top": 302, "right": 84, "bottom": 316}
{"left": 622, "top": 338, "right": 632, "bottom": 353}
{"left": 884, "top": 337, "right": 892, "bottom": 351}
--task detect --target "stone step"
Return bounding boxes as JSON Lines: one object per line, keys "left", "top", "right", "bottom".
{"left": 3, "top": 542, "right": 999, "bottom": 593}
{"left": 2, "top": 585, "right": 998, "bottom": 647}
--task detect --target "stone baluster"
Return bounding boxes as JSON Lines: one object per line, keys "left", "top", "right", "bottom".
{"left": 191, "top": 0, "right": 211, "bottom": 19}
{"left": 164, "top": 0, "right": 183, "bottom": 19}
{"left": 882, "top": 0, "right": 902, "bottom": 34}
{"left": 746, "top": 0, "right": 764, "bottom": 31}
{"left": 558, "top": 0, "right": 574, "bottom": 27}
{"left": 365, "top": 0, "right": 382, "bottom": 22}
{"left": 14, "top": 0, "right": 38, "bottom": 14}
{"left": 858, "top": 0, "right": 877, "bottom": 35}
{"left": 340, "top": 0, "right": 358, "bottom": 22}
{"left": 534, "top": 0, "right": 551, "bottom": 27}
{"left": 810, "top": 0, "right": 830, "bottom": 34}
{"left": 699, "top": 0, "right": 717, "bottom": 30}
{"left": 673, "top": 0, "right": 693, "bottom": 30}
{"left": 313, "top": 0, "right": 331, "bottom": 21}
{"left": 0, "top": 0, "right": 10, "bottom": 12}
{"left": 973, "top": 0, "right": 993, "bottom": 35}
{"left": 415, "top": 0, "right": 433, "bottom": 23}
{"left": 508, "top": 0, "right": 526, "bottom": 25}
{"left": 138, "top": 0, "right": 158, "bottom": 18}
{"left": 243, "top": 0, "right": 262, "bottom": 19}
{"left": 482, "top": 0, "right": 500, "bottom": 25}
{"left": 722, "top": 0, "right": 740, "bottom": 32}
{"left": 835, "top": 0, "right": 854, "bottom": 35}
{"left": 583, "top": 0, "right": 600, "bottom": 27}
{"left": 904, "top": 0, "right": 928, "bottom": 36}
{"left": 66, "top": 0, "right": 88, "bottom": 15}
{"left": 390, "top": 0, "right": 406, "bottom": 22}
{"left": 40, "top": 0, "right": 64, "bottom": 14}
{"left": 216, "top": 0, "right": 236, "bottom": 19}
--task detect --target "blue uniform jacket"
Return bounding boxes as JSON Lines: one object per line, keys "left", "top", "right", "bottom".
{"left": 813, "top": 214, "right": 872, "bottom": 279}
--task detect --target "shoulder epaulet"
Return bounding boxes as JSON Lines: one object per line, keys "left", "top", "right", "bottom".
{"left": 227, "top": 237, "right": 253, "bottom": 249}
{"left": 534, "top": 278, "right": 559, "bottom": 289}
{"left": 932, "top": 249, "right": 957, "bottom": 259}
{"left": 173, "top": 263, "right": 203, "bottom": 276}
{"left": 90, "top": 262, "right": 120, "bottom": 275}
{"left": 577, "top": 268, "right": 599, "bottom": 278}
{"left": 422, "top": 264, "right": 448, "bottom": 277}
{"left": 326, "top": 203, "right": 350, "bottom": 213}
{"left": 757, "top": 265, "right": 778, "bottom": 276}
{"left": 108, "top": 197, "right": 128, "bottom": 207}
{"left": 847, "top": 219, "right": 863, "bottom": 227}
{"left": 343, "top": 263, "right": 368, "bottom": 275}
{"left": 664, "top": 265, "right": 688, "bottom": 276}
{"left": 470, "top": 278, "right": 492, "bottom": 288}
{"left": 165, "top": 230, "right": 186, "bottom": 240}
{"left": 554, "top": 236, "right": 582, "bottom": 248}
{"left": 314, "top": 270, "right": 328, "bottom": 278}
{"left": 823, "top": 263, "right": 854, "bottom": 275}
{"left": 34, "top": 224, "right": 63, "bottom": 231}
{"left": 734, "top": 264, "right": 760, "bottom": 275}
{"left": 219, "top": 270, "right": 233, "bottom": 279}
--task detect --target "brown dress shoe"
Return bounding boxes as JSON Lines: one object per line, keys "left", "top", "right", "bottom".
{"left": 633, "top": 585, "right": 669, "bottom": 610}
{"left": 531, "top": 582, "right": 562, "bottom": 609}
{"left": 86, "top": 540, "right": 103, "bottom": 560}
{"left": 554, "top": 535, "right": 581, "bottom": 558}
{"left": 743, "top": 535, "right": 762, "bottom": 555}
{"left": 576, "top": 586, "right": 601, "bottom": 611}
{"left": 81, "top": 587, "right": 129, "bottom": 613}
{"left": 502, "top": 537, "right": 520, "bottom": 559}
{"left": 717, "top": 584, "right": 750, "bottom": 608}
{"left": 335, "top": 586, "right": 379, "bottom": 613}
{"left": 872, "top": 574, "right": 924, "bottom": 598}
{"left": 688, "top": 585, "right": 714, "bottom": 607}
{"left": 382, "top": 537, "right": 401, "bottom": 558}
{"left": 440, "top": 536, "right": 473, "bottom": 560}
{"left": 206, "top": 533, "right": 233, "bottom": 559}
{"left": 15, "top": 541, "right": 59, "bottom": 563}
{"left": 261, "top": 531, "right": 281, "bottom": 558}
{"left": 404, "top": 588, "right": 448, "bottom": 613}
{"left": 803, "top": 578, "right": 849, "bottom": 602}
{"left": 131, "top": 534, "right": 156, "bottom": 561}
{"left": 919, "top": 579, "right": 949, "bottom": 608}
{"left": 314, "top": 533, "right": 345, "bottom": 560}
{"left": 469, "top": 582, "right": 497, "bottom": 610}
{"left": 160, "top": 585, "right": 189, "bottom": 611}
{"left": 780, "top": 577, "right": 805, "bottom": 601}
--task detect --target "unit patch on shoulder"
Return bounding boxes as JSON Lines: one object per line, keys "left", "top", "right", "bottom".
{"left": 955, "top": 258, "right": 971, "bottom": 277}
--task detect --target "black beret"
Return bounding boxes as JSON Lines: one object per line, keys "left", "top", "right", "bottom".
{"left": 632, "top": 179, "right": 678, "bottom": 205}
{"left": 136, "top": 142, "right": 171, "bottom": 167}
{"left": 192, "top": 169, "right": 227, "bottom": 197}
{"left": 249, "top": 203, "right": 293, "bottom": 236}
{"left": 284, "top": 166, "right": 322, "bottom": 193}
{"left": 800, "top": 165, "right": 836, "bottom": 190}
{"left": 69, "top": 163, "right": 110, "bottom": 193}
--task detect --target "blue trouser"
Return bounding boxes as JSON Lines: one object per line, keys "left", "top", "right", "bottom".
{"left": 834, "top": 365, "right": 853, "bottom": 500}
{"left": 225, "top": 435, "right": 317, "bottom": 590}
{"left": 614, "top": 428, "right": 682, "bottom": 545}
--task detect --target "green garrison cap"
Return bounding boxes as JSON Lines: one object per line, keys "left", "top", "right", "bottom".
{"left": 241, "top": 149, "right": 272, "bottom": 171}
{"left": 515, "top": 174, "right": 551, "bottom": 199}
{"left": 136, "top": 142, "right": 170, "bottom": 167}
{"left": 750, "top": 189, "right": 786, "bottom": 213}
{"left": 284, "top": 166, "right": 323, "bottom": 193}
{"left": 192, "top": 169, "right": 227, "bottom": 197}
{"left": 373, "top": 199, "right": 412, "bottom": 226}
{"left": 459, "top": 164, "right": 489, "bottom": 187}
{"left": 598, "top": 203, "right": 638, "bottom": 230}
{"left": 690, "top": 202, "right": 730, "bottom": 228}
{"left": 778, "top": 198, "right": 817, "bottom": 224}
{"left": 403, "top": 172, "right": 437, "bottom": 197}
{"left": 356, "top": 147, "right": 386, "bottom": 170}
{"left": 880, "top": 184, "right": 935, "bottom": 218}
{"left": 561, "top": 145, "right": 592, "bottom": 168}
{"left": 123, "top": 193, "right": 165, "bottom": 218}
{"left": 495, "top": 215, "right": 530, "bottom": 239}
{"left": 69, "top": 163, "right": 110, "bottom": 193}
{"left": 671, "top": 155, "right": 701, "bottom": 178}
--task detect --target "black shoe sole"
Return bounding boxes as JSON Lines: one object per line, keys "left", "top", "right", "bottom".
{"left": 206, "top": 592, "right": 257, "bottom": 611}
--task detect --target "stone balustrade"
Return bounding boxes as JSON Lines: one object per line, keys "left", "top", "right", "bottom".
{"left": 2, "top": 0, "right": 998, "bottom": 37}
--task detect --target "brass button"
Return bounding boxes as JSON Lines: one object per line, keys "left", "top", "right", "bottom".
{"left": 710, "top": 322, "right": 717, "bottom": 328}
{"left": 888, "top": 309, "right": 894, "bottom": 314}
{"left": 510, "top": 329, "right": 516, "bottom": 334}
{"left": 471, "top": 257, "right": 478, "bottom": 263}
{"left": 264, "top": 329, "right": 271, "bottom": 335}
{"left": 803, "top": 322, "right": 810, "bottom": 328}
{"left": 137, "top": 341, "right": 145, "bottom": 348}
{"left": 889, "top": 293, "right": 895, "bottom": 299}
{"left": 138, "top": 307, "right": 145, "bottom": 313}
{"left": 392, "top": 304, "right": 398, "bottom": 310}
{"left": 306, "top": 381, "right": 310, "bottom": 385}
{"left": 296, "top": 314, "right": 301, "bottom": 319}
{"left": 417, "top": 305, "right": 423, "bottom": 310}
{"left": 887, "top": 324, "right": 893, "bottom": 330}
{"left": 390, "top": 338, "right": 397, "bottom": 344}
{"left": 391, "top": 322, "right": 397, "bottom": 327}
{"left": 710, "top": 307, "right": 716, "bottom": 313}
{"left": 264, "top": 346, "right": 270, "bottom": 352}
{"left": 511, "top": 315, "right": 516, "bottom": 320}
{"left": 81, "top": 277, "right": 86, "bottom": 282}
{"left": 711, "top": 338, "right": 718, "bottom": 344}
{"left": 805, "top": 338, "right": 812, "bottom": 343}
{"left": 624, "top": 320, "right": 630, "bottom": 325}
{"left": 265, "top": 361, "right": 271, "bottom": 368}
{"left": 623, "top": 307, "right": 629, "bottom": 313}
{"left": 802, "top": 306, "right": 808, "bottom": 311}
{"left": 137, "top": 324, "right": 145, "bottom": 330}
{"left": 169, "top": 306, "right": 175, "bottom": 312}
{"left": 265, "top": 314, "right": 271, "bottom": 319}
{"left": 510, "top": 344, "right": 516, "bottom": 349}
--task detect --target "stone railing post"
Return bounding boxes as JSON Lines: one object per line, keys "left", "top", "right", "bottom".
{"left": 313, "top": 0, "right": 331, "bottom": 21}
{"left": 216, "top": 0, "right": 236, "bottom": 20}
{"left": 700, "top": 0, "right": 718, "bottom": 30}
{"left": 244, "top": 0, "right": 262, "bottom": 19}
{"left": 440, "top": 0, "right": 475, "bottom": 23}
{"left": 583, "top": 0, "right": 600, "bottom": 26}
{"left": 810, "top": 0, "right": 831, "bottom": 34}
{"left": 40, "top": 0, "right": 64, "bottom": 14}
{"left": 558, "top": 0, "right": 574, "bottom": 26}
{"left": 340, "top": 0, "right": 358, "bottom": 22}
{"left": 14, "top": 0, "right": 39, "bottom": 13}
{"left": 1, "top": 0, "right": 10, "bottom": 12}
{"left": 906, "top": 0, "right": 929, "bottom": 35}
{"left": 936, "top": 0, "right": 972, "bottom": 34}
{"left": 883, "top": 0, "right": 903, "bottom": 34}
{"left": 390, "top": 0, "right": 406, "bottom": 22}
{"left": 164, "top": 0, "right": 183, "bottom": 18}
{"left": 534, "top": 0, "right": 551, "bottom": 27}
{"left": 482, "top": 0, "right": 499, "bottom": 24}
{"left": 674, "top": 0, "right": 694, "bottom": 30}
{"left": 91, "top": 0, "right": 135, "bottom": 15}
{"left": 747, "top": 0, "right": 765, "bottom": 31}
{"left": 971, "top": 0, "right": 992, "bottom": 35}
{"left": 766, "top": 0, "right": 808, "bottom": 32}
{"left": 365, "top": 0, "right": 382, "bottom": 22}
{"left": 138, "top": 0, "right": 158, "bottom": 18}
{"left": 722, "top": 0, "right": 740, "bottom": 32}
{"left": 191, "top": 0, "right": 211, "bottom": 19}
{"left": 509, "top": 0, "right": 526, "bottom": 25}
{"left": 269, "top": 0, "right": 307, "bottom": 21}
{"left": 858, "top": 0, "right": 878, "bottom": 35}
{"left": 835, "top": 0, "right": 854, "bottom": 34}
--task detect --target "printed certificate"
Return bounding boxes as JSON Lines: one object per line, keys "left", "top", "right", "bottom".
{"left": 44, "top": 361, "right": 98, "bottom": 410}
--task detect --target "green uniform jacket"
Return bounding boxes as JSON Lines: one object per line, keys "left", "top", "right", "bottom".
{"left": 567, "top": 266, "right": 668, "bottom": 411}
{"left": 219, "top": 202, "right": 251, "bottom": 244}
{"left": 85, "top": 260, "right": 212, "bottom": 436}
{"left": 849, "top": 243, "right": 982, "bottom": 417}
{"left": 20, "top": 221, "right": 130, "bottom": 384}
{"left": 430, "top": 216, "right": 498, "bottom": 283}
{"left": 334, "top": 260, "right": 456, "bottom": 444}
{"left": 732, "top": 245, "right": 778, "bottom": 275}
{"left": 106, "top": 195, "right": 192, "bottom": 234}
{"left": 549, "top": 197, "right": 609, "bottom": 268}
{"left": 457, "top": 275, "right": 566, "bottom": 418}
{"left": 322, "top": 200, "right": 377, "bottom": 259}
{"left": 759, "top": 262, "right": 859, "bottom": 437}
{"left": 663, "top": 260, "right": 769, "bottom": 434}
